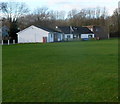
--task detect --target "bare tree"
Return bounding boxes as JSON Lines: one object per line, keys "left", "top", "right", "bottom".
{"left": 0, "top": 2, "right": 29, "bottom": 22}
{"left": 58, "top": 11, "right": 66, "bottom": 20}
{"left": 33, "top": 7, "right": 50, "bottom": 21}
{"left": 48, "top": 10, "right": 57, "bottom": 20}
{"left": 0, "top": 2, "right": 29, "bottom": 42}
{"left": 47, "top": 10, "right": 66, "bottom": 20}
{"left": 109, "top": 8, "right": 119, "bottom": 33}
{"left": 67, "top": 9, "right": 78, "bottom": 19}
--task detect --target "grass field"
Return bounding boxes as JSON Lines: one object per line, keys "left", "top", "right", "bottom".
{"left": 2, "top": 39, "right": 118, "bottom": 102}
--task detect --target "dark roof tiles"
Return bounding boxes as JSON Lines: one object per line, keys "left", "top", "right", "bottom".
{"left": 36, "top": 26, "right": 62, "bottom": 33}
{"left": 58, "top": 26, "right": 93, "bottom": 34}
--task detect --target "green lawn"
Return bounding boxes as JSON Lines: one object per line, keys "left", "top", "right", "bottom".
{"left": 2, "top": 39, "right": 118, "bottom": 102}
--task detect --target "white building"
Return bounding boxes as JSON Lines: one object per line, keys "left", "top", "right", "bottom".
{"left": 57, "top": 26, "right": 94, "bottom": 40}
{"left": 57, "top": 26, "right": 74, "bottom": 40}
{"left": 17, "top": 25, "right": 63, "bottom": 43}
{"left": 81, "top": 34, "right": 94, "bottom": 39}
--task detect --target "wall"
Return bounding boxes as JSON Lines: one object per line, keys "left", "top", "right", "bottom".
{"left": 64, "top": 34, "right": 73, "bottom": 39}
{"left": 81, "top": 34, "right": 94, "bottom": 39}
{"left": 48, "top": 33, "right": 54, "bottom": 42}
{"left": 93, "top": 26, "right": 109, "bottom": 39}
{"left": 17, "top": 26, "right": 49, "bottom": 43}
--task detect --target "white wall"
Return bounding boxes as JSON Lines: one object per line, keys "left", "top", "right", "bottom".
{"left": 58, "top": 33, "right": 63, "bottom": 41}
{"left": 17, "top": 26, "right": 49, "bottom": 43}
{"left": 48, "top": 33, "right": 63, "bottom": 42}
{"left": 17, "top": 25, "right": 64, "bottom": 43}
{"left": 64, "top": 34, "right": 73, "bottom": 39}
{"left": 48, "top": 33, "right": 54, "bottom": 42}
{"left": 81, "top": 34, "right": 94, "bottom": 39}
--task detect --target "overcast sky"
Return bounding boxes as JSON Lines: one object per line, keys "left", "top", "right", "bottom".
{"left": 0, "top": 0, "right": 119, "bottom": 15}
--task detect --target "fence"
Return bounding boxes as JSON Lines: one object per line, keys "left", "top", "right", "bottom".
{"left": 1, "top": 40, "right": 16, "bottom": 45}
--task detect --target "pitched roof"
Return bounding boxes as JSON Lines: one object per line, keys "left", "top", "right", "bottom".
{"left": 36, "top": 25, "right": 62, "bottom": 33}
{"left": 73, "top": 27, "right": 93, "bottom": 34}
{"left": 58, "top": 26, "right": 93, "bottom": 34}
{"left": 17, "top": 25, "right": 62, "bottom": 34}
{"left": 57, "top": 26, "right": 73, "bottom": 34}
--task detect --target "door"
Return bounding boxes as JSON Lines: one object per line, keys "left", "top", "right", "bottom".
{"left": 54, "top": 33, "right": 58, "bottom": 42}
{"left": 43, "top": 37, "right": 47, "bottom": 43}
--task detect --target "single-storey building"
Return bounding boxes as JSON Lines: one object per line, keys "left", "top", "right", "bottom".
{"left": 17, "top": 25, "right": 63, "bottom": 43}
{"left": 72, "top": 26, "right": 94, "bottom": 39}
{"left": 57, "top": 26, "right": 94, "bottom": 40}
{"left": 57, "top": 26, "right": 74, "bottom": 40}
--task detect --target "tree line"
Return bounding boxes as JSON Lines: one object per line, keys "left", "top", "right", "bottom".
{"left": 0, "top": 2, "right": 119, "bottom": 41}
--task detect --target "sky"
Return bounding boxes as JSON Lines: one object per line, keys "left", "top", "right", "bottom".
{"left": 0, "top": 0, "right": 119, "bottom": 15}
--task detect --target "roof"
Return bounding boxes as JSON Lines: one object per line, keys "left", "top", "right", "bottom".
{"left": 57, "top": 26, "right": 72, "bottom": 34}
{"left": 58, "top": 26, "right": 93, "bottom": 34}
{"left": 17, "top": 25, "right": 62, "bottom": 34}
{"left": 73, "top": 27, "right": 93, "bottom": 34}
{"left": 17, "top": 25, "right": 93, "bottom": 35}
{"left": 36, "top": 25, "right": 62, "bottom": 33}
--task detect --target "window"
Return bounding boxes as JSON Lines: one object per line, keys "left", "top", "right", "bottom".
{"left": 88, "top": 35, "right": 92, "bottom": 38}
{"left": 51, "top": 34, "right": 52, "bottom": 38}
{"left": 67, "top": 35, "right": 70, "bottom": 38}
